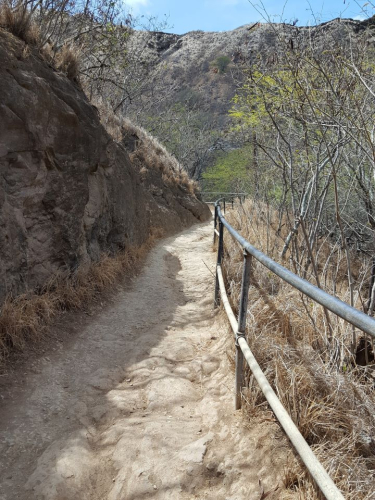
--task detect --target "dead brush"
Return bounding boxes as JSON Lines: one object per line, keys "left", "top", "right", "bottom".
{"left": 0, "top": 295, "right": 50, "bottom": 352}
{"left": 0, "top": 0, "right": 39, "bottom": 45}
{"left": 40, "top": 41, "right": 54, "bottom": 63}
{"left": 127, "top": 128, "right": 197, "bottom": 193}
{"left": 0, "top": 236, "right": 157, "bottom": 365}
{"left": 89, "top": 101, "right": 199, "bottom": 195}
{"left": 90, "top": 98, "right": 123, "bottom": 142}
{"left": 162, "top": 172, "right": 173, "bottom": 185}
{"left": 56, "top": 44, "right": 80, "bottom": 81}
{"left": 282, "top": 454, "right": 307, "bottom": 494}
{"left": 219, "top": 199, "right": 375, "bottom": 498}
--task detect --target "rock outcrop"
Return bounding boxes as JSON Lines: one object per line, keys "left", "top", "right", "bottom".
{"left": 0, "top": 29, "right": 210, "bottom": 305}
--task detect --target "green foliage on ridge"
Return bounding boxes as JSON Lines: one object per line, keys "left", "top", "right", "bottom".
{"left": 202, "top": 146, "right": 252, "bottom": 192}
{"left": 211, "top": 55, "right": 231, "bottom": 74}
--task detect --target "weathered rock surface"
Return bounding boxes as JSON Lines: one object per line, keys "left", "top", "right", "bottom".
{"left": 0, "top": 29, "right": 210, "bottom": 304}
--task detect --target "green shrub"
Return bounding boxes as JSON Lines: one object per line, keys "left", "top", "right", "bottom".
{"left": 212, "top": 55, "right": 231, "bottom": 74}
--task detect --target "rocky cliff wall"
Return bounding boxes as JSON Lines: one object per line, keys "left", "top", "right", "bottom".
{"left": 0, "top": 29, "right": 210, "bottom": 305}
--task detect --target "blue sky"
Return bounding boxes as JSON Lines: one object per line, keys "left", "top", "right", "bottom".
{"left": 126, "top": 0, "right": 372, "bottom": 33}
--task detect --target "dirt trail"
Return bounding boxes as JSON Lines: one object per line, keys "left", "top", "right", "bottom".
{"left": 0, "top": 221, "right": 291, "bottom": 500}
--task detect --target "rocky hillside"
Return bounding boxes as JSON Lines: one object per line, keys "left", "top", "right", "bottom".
{"left": 132, "top": 19, "right": 375, "bottom": 114}
{"left": 126, "top": 25, "right": 252, "bottom": 128}
{"left": 123, "top": 17, "right": 375, "bottom": 176}
{"left": 0, "top": 28, "right": 210, "bottom": 305}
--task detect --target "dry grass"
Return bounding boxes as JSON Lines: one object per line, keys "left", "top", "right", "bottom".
{"left": 0, "top": 0, "right": 39, "bottom": 44}
{"left": 56, "top": 44, "right": 80, "bottom": 81}
{"left": 92, "top": 99, "right": 198, "bottom": 195}
{"left": 0, "top": 2, "right": 80, "bottom": 80}
{"left": 0, "top": 236, "right": 157, "bottom": 365}
{"left": 127, "top": 121, "right": 198, "bottom": 194}
{"left": 221, "top": 199, "right": 375, "bottom": 499}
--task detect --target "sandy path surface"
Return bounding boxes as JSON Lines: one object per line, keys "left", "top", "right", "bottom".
{"left": 0, "top": 221, "right": 290, "bottom": 500}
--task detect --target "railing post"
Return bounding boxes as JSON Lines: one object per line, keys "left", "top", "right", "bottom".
{"left": 231, "top": 198, "right": 234, "bottom": 209}
{"left": 213, "top": 205, "right": 218, "bottom": 245}
{"left": 235, "top": 251, "right": 252, "bottom": 410}
{"left": 223, "top": 198, "right": 226, "bottom": 215}
{"left": 214, "top": 220, "right": 224, "bottom": 308}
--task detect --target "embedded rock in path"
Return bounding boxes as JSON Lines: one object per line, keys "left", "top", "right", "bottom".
{"left": 178, "top": 432, "right": 214, "bottom": 464}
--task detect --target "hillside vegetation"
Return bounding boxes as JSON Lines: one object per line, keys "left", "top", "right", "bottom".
{"left": 211, "top": 18, "right": 375, "bottom": 499}
{"left": 229, "top": 21, "right": 375, "bottom": 330}
{"left": 223, "top": 200, "right": 375, "bottom": 498}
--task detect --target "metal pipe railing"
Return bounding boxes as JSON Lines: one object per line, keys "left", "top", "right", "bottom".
{"left": 212, "top": 197, "right": 375, "bottom": 500}
{"left": 215, "top": 203, "right": 375, "bottom": 339}
{"left": 201, "top": 192, "right": 247, "bottom": 205}
{"left": 216, "top": 264, "right": 345, "bottom": 500}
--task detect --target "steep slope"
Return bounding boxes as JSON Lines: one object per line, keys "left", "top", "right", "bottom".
{"left": 0, "top": 28, "right": 210, "bottom": 305}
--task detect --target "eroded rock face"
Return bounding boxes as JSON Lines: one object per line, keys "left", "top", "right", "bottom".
{"left": 0, "top": 29, "right": 211, "bottom": 304}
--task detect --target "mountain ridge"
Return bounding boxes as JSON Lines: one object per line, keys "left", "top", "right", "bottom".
{"left": 123, "top": 16, "right": 375, "bottom": 177}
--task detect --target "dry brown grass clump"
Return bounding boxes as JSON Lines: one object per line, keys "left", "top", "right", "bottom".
{"left": 92, "top": 99, "right": 198, "bottom": 195}
{"left": 221, "top": 199, "right": 375, "bottom": 499}
{"left": 56, "top": 44, "right": 80, "bottom": 81}
{"left": 0, "top": 0, "right": 39, "bottom": 44}
{"left": 0, "top": 3, "right": 80, "bottom": 81}
{"left": 127, "top": 120, "right": 198, "bottom": 194}
{"left": 0, "top": 236, "right": 158, "bottom": 365}
{"left": 92, "top": 98, "right": 123, "bottom": 142}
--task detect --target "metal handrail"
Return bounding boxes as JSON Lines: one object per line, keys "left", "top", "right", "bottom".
{"left": 215, "top": 202, "right": 375, "bottom": 338}
{"left": 201, "top": 191, "right": 248, "bottom": 195}
{"left": 200, "top": 192, "right": 247, "bottom": 206}
{"left": 212, "top": 198, "right": 375, "bottom": 500}
{"left": 216, "top": 265, "right": 345, "bottom": 500}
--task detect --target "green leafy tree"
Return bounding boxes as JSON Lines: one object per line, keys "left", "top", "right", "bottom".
{"left": 212, "top": 55, "right": 231, "bottom": 74}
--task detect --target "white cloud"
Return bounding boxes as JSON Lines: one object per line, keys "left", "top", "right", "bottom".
{"left": 126, "top": 0, "right": 149, "bottom": 9}
{"left": 354, "top": 14, "right": 366, "bottom": 20}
